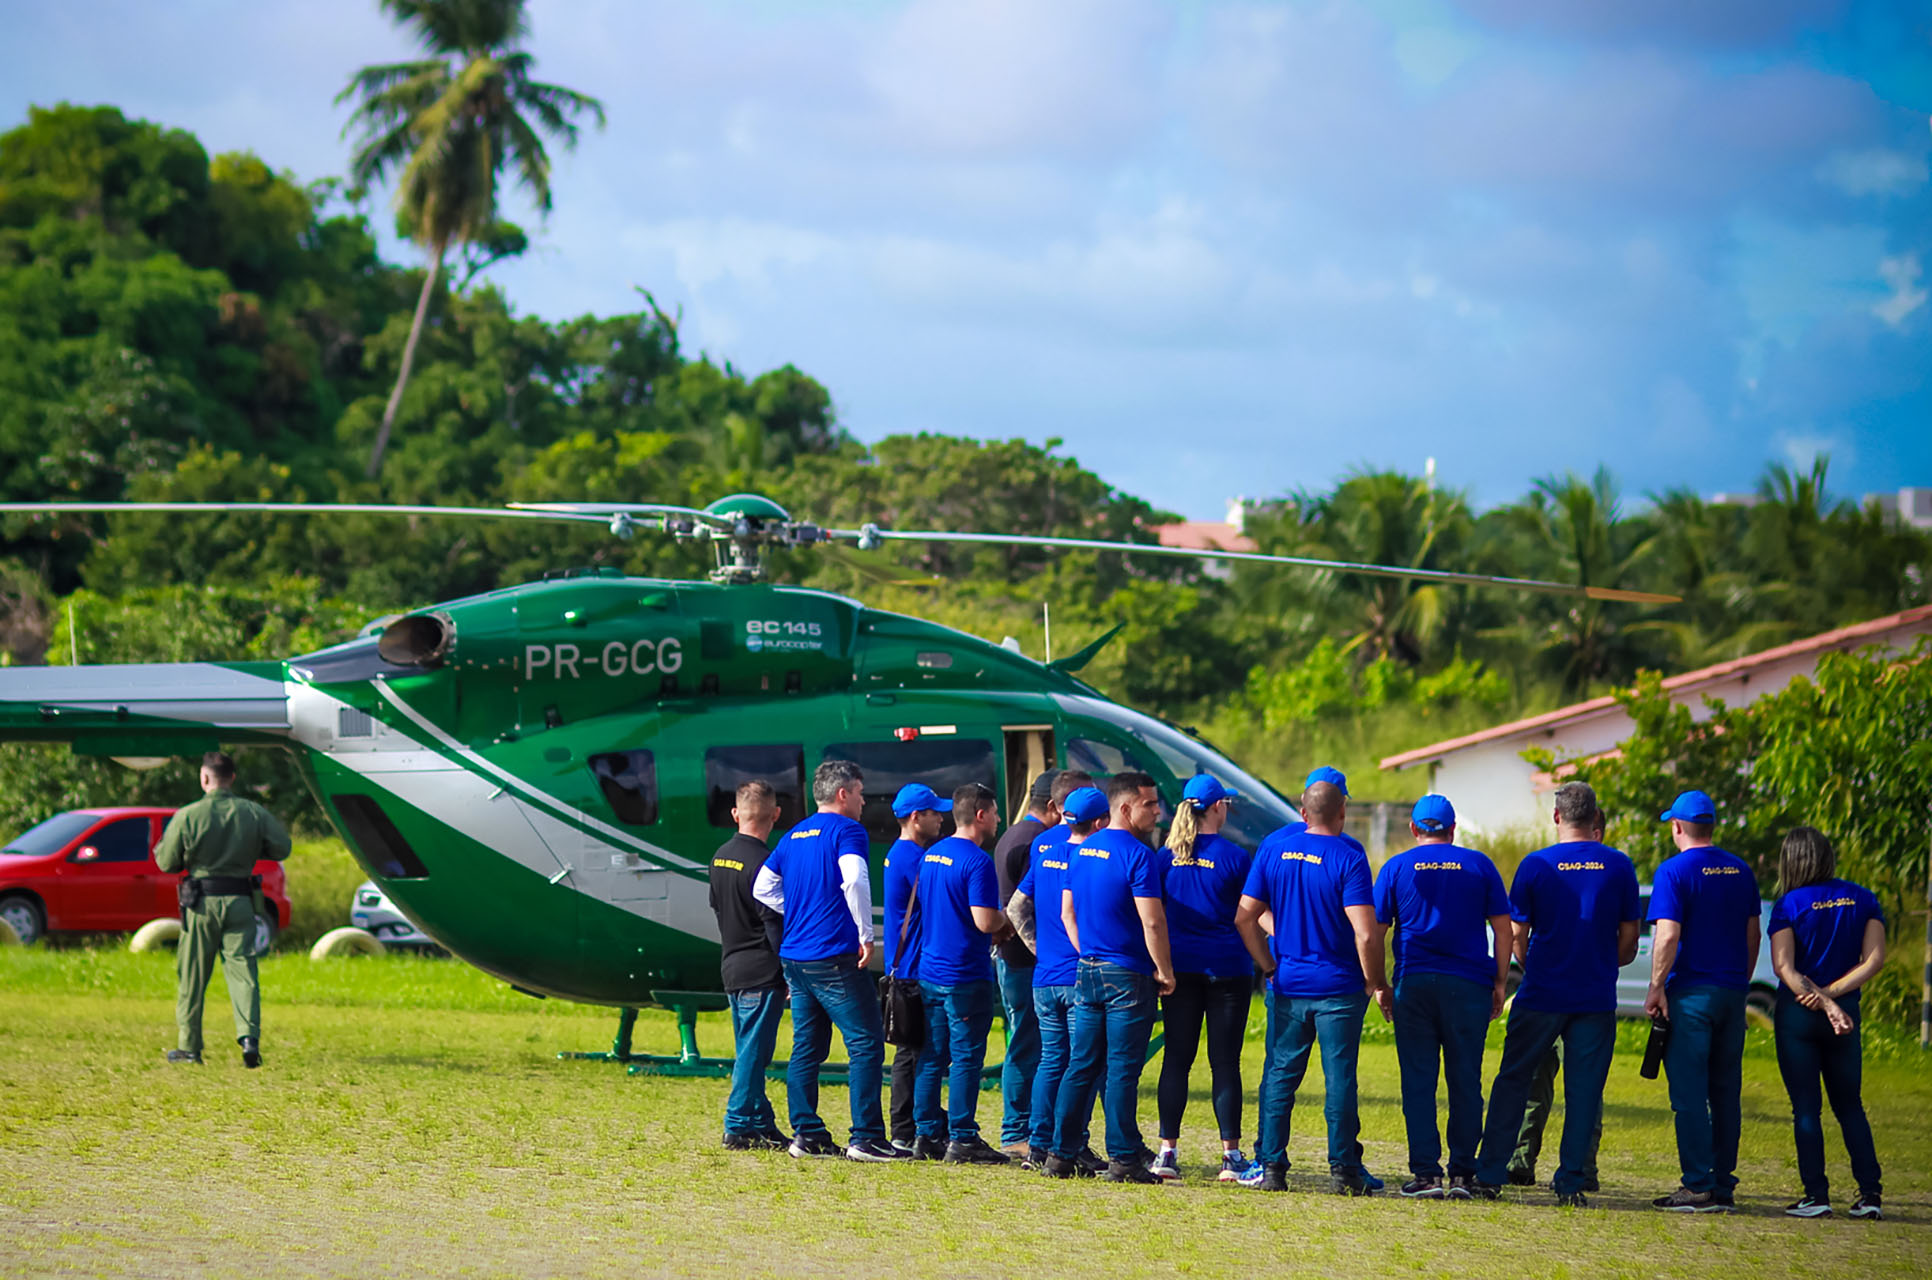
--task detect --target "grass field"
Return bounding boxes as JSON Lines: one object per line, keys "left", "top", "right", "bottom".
{"left": 2, "top": 949, "right": 1928, "bottom": 1280}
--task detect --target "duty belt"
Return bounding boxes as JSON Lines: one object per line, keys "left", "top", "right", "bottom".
{"left": 195, "top": 874, "right": 260, "bottom": 896}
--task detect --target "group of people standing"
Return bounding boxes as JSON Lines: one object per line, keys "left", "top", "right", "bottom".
{"left": 707, "top": 758, "right": 1890, "bottom": 1220}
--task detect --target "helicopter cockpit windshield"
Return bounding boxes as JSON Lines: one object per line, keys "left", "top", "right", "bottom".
{"left": 1052, "top": 694, "right": 1298, "bottom": 851}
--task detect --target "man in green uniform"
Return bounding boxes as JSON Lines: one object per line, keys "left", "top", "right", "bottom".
{"left": 155, "top": 751, "right": 291, "bottom": 1067}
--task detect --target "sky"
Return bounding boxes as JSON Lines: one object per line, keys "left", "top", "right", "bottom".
{"left": 5, "top": 0, "right": 1930, "bottom": 519}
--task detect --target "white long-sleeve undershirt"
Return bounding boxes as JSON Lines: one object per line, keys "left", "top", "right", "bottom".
{"left": 752, "top": 864, "right": 784, "bottom": 914}
{"left": 752, "top": 856, "right": 875, "bottom": 946}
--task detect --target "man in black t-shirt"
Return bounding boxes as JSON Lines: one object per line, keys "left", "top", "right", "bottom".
{"left": 991, "top": 768, "right": 1090, "bottom": 1154}
{"left": 710, "top": 779, "right": 788, "bottom": 1150}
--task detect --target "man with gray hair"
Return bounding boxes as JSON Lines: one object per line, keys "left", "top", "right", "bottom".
{"left": 755, "top": 760, "right": 903, "bottom": 1162}
{"left": 1470, "top": 781, "right": 1641, "bottom": 1206}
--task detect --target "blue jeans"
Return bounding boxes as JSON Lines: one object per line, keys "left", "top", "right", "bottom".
{"left": 1054, "top": 960, "right": 1159, "bottom": 1161}
{"left": 781, "top": 956, "right": 886, "bottom": 1145}
{"left": 1475, "top": 1006, "right": 1615, "bottom": 1195}
{"left": 1029, "top": 984, "right": 1082, "bottom": 1151}
{"left": 1393, "top": 973, "right": 1492, "bottom": 1177}
{"left": 1662, "top": 984, "right": 1746, "bottom": 1194}
{"left": 1775, "top": 990, "right": 1881, "bottom": 1201}
{"left": 997, "top": 957, "right": 1041, "bottom": 1145}
{"left": 724, "top": 987, "right": 786, "bottom": 1135}
{"left": 1257, "top": 990, "right": 1368, "bottom": 1173}
{"left": 916, "top": 979, "right": 997, "bottom": 1143}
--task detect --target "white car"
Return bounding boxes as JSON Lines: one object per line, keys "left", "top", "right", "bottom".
{"left": 349, "top": 880, "right": 441, "bottom": 951}
{"left": 1615, "top": 888, "right": 1778, "bottom": 1019}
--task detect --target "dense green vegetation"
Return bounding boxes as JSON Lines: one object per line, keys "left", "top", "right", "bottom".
{"left": 1, "top": 100, "right": 1928, "bottom": 878}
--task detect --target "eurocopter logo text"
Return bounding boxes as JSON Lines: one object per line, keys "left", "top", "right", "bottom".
{"left": 746, "top": 619, "right": 825, "bottom": 654}
{"left": 524, "top": 639, "right": 682, "bottom": 679}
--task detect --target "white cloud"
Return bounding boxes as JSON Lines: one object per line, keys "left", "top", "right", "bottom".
{"left": 1874, "top": 254, "right": 1927, "bottom": 327}
{"left": 1818, "top": 147, "right": 1929, "bottom": 197}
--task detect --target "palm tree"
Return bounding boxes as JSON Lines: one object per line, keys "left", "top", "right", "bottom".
{"left": 1501, "top": 467, "right": 1662, "bottom": 697}
{"left": 337, "top": 0, "right": 604, "bottom": 477}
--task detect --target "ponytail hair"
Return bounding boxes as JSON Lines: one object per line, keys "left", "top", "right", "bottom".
{"left": 1165, "top": 801, "right": 1202, "bottom": 866}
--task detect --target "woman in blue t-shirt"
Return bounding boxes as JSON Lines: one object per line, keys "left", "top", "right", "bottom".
{"left": 1150, "top": 775, "right": 1255, "bottom": 1183}
{"left": 1767, "top": 826, "right": 1887, "bottom": 1221}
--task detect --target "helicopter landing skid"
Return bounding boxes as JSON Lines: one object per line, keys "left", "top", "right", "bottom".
{"left": 559, "top": 997, "right": 1014, "bottom": 1089}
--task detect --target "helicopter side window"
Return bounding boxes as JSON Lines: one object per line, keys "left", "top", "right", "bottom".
{"left": 332, "top": 794, "right": 430, "bottom": 879}
{"left": 705, "top": 745, "right": 806, "bottom": 833}
{"left": 824, "top": 738, "right": 998, "bottom": 844}
{"left": 1064, "top": 736, "right": 1154, "bottom": 779}
{"left": 588, "top": 751, "right": 658, "bottom": 827}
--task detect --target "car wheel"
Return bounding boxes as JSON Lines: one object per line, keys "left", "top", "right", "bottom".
{"left": 129, "top": 917, "right": 184, "bottom": 952}
{"left": 309, "top": 926, "right": 386, "bottom": 960}
{"left": 1745, "top": 988, "right": 1775, "bottom": 1030}
{"left": 0, "top": 894, "right": 44, "bottom": 947}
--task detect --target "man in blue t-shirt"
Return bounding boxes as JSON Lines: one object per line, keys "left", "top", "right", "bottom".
{"left": 1373, "top": 794, "right": 1511, "bottom": 1198}
{"left": 1472, "top": 781, "right": 1640, "bottom": 1203}
{"left": 1645, "top": 789, "right": 1762, "bottom": 1213}
{"left": 883, "top": 783, "right": 949, "bottom": 1156}
{"left": 1007, "top": 775, "right": 1104, "bottom": 1172}
{"left": 1047, "top": 772, "right": 1174, "bottom": 1184}
{"left": 1235, "top": 779, "right": 1387, "bottom": 1195}
{"left": 754, "top": 760, "right": 904, "bottom": 1163}
{"left": 914, "top": 782, "right": 1012, "bottom": 1165}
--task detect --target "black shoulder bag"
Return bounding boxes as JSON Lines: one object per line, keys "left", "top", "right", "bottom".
{"left": 879, "top": 882, "right": 925, "bottom": 1049}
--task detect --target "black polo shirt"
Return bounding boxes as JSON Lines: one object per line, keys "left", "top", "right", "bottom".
{"left": 709, "top": 833, "right": 784, "bottom": 992}
{"left": 992, "top": 815, "right": 1047, "bottom": 968}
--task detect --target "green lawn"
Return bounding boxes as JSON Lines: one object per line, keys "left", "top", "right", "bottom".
{"left": 1, "top": 949, "right": 1927, "bottom": 1279}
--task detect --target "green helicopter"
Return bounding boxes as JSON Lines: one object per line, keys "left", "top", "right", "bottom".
{"left": 0, "top": 493, "right": 1674, "bottom": 1073}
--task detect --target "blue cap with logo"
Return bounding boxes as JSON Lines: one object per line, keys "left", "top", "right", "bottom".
{"left": 1412, "top": 794, "right": 1456, "bottom": 833}
{"left": 1062, "top": 786, "right": 1109, "bottom": 824}
{"left": 1305, "top": 765, "right": 1349, "bottom": 797}
{"left": 1183, "top": 774, "right": 1238, "bottom": 809}
{"left": 891, "top": 783, "right": 953, "bottom": 818}
{"left": 1659, "top": 789, "right": 1716, "bottom": 824}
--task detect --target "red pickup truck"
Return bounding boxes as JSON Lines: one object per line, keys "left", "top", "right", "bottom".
{"left": 0, "top": 807, "right": 291, "bottom": 947}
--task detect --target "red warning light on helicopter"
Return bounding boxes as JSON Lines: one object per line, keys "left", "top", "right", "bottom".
{"left": 894, "top": 726, "right": 918, "bottom": 741}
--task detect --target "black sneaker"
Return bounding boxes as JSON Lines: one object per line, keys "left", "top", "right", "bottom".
{"left": 912, "top": 1135, "right": 948, "bottom": 1161}
{"left": 1331, "top": 1171, "right": 1372, "bottom": 1197}
{"left": 722, "top": 1132, "right": 756, "bottom": 1150}
{"left": 1043, "top": 1154, "right": 1080, "bottom": 1179}
{"left": 1652, "top": 1187, "right": 1723, "bottom": 1213}
{"left": 1260, "top": 1163, "right": 1289, "bottom": 1192}
{"left": 1072, "top": 1146, "right": 1108, "bottom": 1177}
{"left": 945, "top": 1137, "right": 1012, "bottom": 1165}
{"left": 1849, "top": 1194, "right": 1882, "bottom": 1221}
{"left": 1712, "top": 1189, "right": 1736, "bottom": 1209}
{"left": 751, "top": 1129, "right": 791, "bottom": 1151}
{"left": 164, "top": 1050, "right": 201, "bottom": 1065}
{"left": 1400, "top": 1176, "right": 1445, "bottom": 1199}
{"left": 1021, "top": 1145, "right": 1051, "bottom": 1171}
{"left": 788, "top": 1132, "right": 842, "bottom": 1159}
{"left": 1469, "top": 1181, "right": 1502, "bottom": 1202}
{"left": 1506, "top": 1165, "right": 1536, "bottom": 1187}
{"left": 1784, "top": 1196, "right": 1832, "bottom": 1218}
{"left": 1582, "top": 1174, "right": 1600, "bottom": 1193}
{"left": 1446, "top": 1176, "right": 1475, "bottom": 1201}
{"left": 847, "top": 1138, "right": 912, "bottom": 1162}
{"left": 239, "top": 1037, "right": 261, "bottom": 1069}
{"left": 1104, "top": 1158, "right": 1163, "bottom": 1184}
{"left": 1555, "top": 1192, "right": 1590, "bottom": 1208}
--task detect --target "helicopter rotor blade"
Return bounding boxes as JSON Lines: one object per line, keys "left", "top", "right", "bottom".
{"left": 0, "top": 501, "right": 619, "bottom": 526}
{"left": 506, "top": 501, "right": 736, "bottom": 530}
{"left": 824, "top": 526, "right": 1681, "bottom": 605}
{"left": 819, "top": 543, "right": 944, "bottom": 588}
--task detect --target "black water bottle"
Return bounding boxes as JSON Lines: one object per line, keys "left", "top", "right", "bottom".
{"left": 1640, "top": 1014, "right": 1671, "bottom": 1079}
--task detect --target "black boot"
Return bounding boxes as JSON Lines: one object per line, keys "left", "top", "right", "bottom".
{"left": 239, "top": 1037, "right": 261, "bottom": 1069}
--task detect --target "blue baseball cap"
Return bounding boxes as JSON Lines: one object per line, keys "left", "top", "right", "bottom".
{"left": 1305, "top": 766, "right": 1349, "bottom": 797}
{"left": 1183, "top": 774, "right": 1238, "bottom": 809}
{"left": 1062, "top": 786, "right": 1109, "bottom": 824}
{"left": 1659, "top": 790, "right": 1716, "bottom": 824}
{"left": 1412, "top": 794, "right": 1456, "bottom": 833}
{"left": 891, "top": 783, "right": 953, "bottom": 818}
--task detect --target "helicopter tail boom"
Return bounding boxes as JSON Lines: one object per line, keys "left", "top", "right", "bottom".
{"left": 0, "top": 661, "right": 290, "bottom": 757}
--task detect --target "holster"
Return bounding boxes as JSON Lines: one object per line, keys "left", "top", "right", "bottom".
{"left": 177, "top": 877, "right": 204, "bottom": 913}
